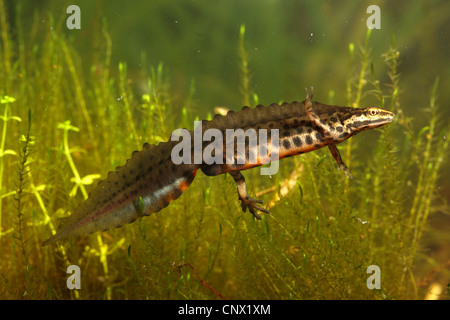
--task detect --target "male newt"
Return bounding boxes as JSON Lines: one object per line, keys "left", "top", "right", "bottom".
{"left": 42, "top": 88, "right": 394, "bottom": 246}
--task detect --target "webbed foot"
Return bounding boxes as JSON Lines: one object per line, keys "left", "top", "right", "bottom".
{"left": 239, "top": 196, "right": 270, "bottom": 220}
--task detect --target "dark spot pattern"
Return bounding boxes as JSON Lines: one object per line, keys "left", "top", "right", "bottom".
{"left": 315, "top": 132, "right": 324, "bottom": 141}
{"left": 299, "top": 120, "right": 308, "bottom": 126}
{"left": 293, "top": 137, "right": 302, "bottom": 147}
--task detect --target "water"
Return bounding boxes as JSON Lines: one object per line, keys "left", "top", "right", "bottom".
{"left": 0, "top": 0, "right": 449, "bottom": 301}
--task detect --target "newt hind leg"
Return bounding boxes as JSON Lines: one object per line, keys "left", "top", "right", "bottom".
{"left": 229, "top": 171, "right": 270, "bottom": 220}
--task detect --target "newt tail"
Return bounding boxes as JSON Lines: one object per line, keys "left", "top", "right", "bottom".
{"left": 42, "top": 142, "right": 200, "bottom": 246}
{"left": 43, "top": 88, "right": 394, "bottom": 246}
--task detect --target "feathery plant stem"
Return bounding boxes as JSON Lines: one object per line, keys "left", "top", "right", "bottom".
{"left": 408, "top": 78, "right": 448, "bottom": 271}
{"left": 15, "top": 108, "right": 32, "bottom": 267}
{"left": 57, "top": 120, "right": 111, "bottom": 299}
{"left": 98, "top": 20, "right": 113, "bottom": 142}
{"left": 118, "top": 62, "right": 140, "bottom": 149}
{"left": 30, "top": 166, "right": 73, "bottom": 273}
{"left": 145, "top": 63, "right": 170, "bottom": 140}
{"left": 409, "top": 78, "right": 439, "bottom": 231}
{"left": 59, "top": 33, "right": 100, "bottom": 164}
{"left": 0, "top": 104, "right": 8, "bottom": 243}
{"left": 380, "top": 38, "right": 409, "bottom": 292}
{"left": 346, "top": 43, "right": 355, "bottom": 107}
{"left": 0, "top": 0, "right": 11, "bottom": 89}
{"left": 239, "top": 24, "right": 251, "bottom": 107}
{"left": 345, "top": 29, "right": 372, "bottom": 191}
{"left": 152, "top": 63, "right": 169, "bottom": 137}
{"left": 383, "top": 35, "right": 401, "bottom": 114}
{"left": 368, "top": 37, "right": 403, "bottom": 261}
{"left": 58, "top": 121, "right": 88, "bottom": 199}
{"left": 0, "top": 96, "right": 20, "bottom": 245}
{"left": 354, "top": 29, "right": 372, "bottom": 109}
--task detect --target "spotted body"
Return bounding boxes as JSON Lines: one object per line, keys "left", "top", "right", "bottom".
{"left": 43, "top": 88, "right": 394, "bottom": 246}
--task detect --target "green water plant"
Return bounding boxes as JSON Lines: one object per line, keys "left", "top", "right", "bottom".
{"left": 56, "top": 120, "right": 101, "bottom": 199}
{"left": 14, "top": 108, "right": 32, "bottom": 265}
{"left": 0, "top": 96, "right": 20, "bottom": 244}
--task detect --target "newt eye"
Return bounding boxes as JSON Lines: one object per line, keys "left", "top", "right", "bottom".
{"left": 367, "top": 108, "right": 379, "bottom": 117}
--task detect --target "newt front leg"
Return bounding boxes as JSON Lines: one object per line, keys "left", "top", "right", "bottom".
{"left": 304, "top": 87, "right": 353, "bottom": 179}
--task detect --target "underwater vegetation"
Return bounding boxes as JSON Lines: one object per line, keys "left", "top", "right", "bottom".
{"left": 0, "top": 1, "right": 449, "bottom": 300}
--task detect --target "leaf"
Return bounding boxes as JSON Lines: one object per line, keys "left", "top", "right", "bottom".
{"left": 0, "top": 115, "right": 22, "bottom": 122}
{"left": 0, "top": 149, "right": 17, "bottom": 157}
{"left": 10, "top": 116, "right": 22, "bottom": 122}
{"left": 80, "top": 174, "right": 101, "bottom": 185}
{"left": 68, "top": 146, "right": 86, "bottom": 154}
{"left": 69, "top": 184, "right": 79, "bottom": 197}
{"left": 142, "top": 94, "right": 150, "bottom": 102}
{"left": 34, "top": 184, "right": 46, "bottom": 192}
{"left": 0, "top": 96, "right": 16, "bottom": 104}
{"left": 70, "top": 177, "right": 80, "bottom": 184}
{"left": 417, "top": 126, "right": 430, "bottom": 140}
{"left": 57, "top": 120, "right": 80, "bottom": 132}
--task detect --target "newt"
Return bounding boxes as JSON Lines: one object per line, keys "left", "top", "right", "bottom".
{"left": 42, "top": 88, "right": 394, "bottom": 246}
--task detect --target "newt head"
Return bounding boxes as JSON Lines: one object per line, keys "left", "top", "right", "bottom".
{"left": 342, "top": 107, "right": 395, "bottom": 135}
